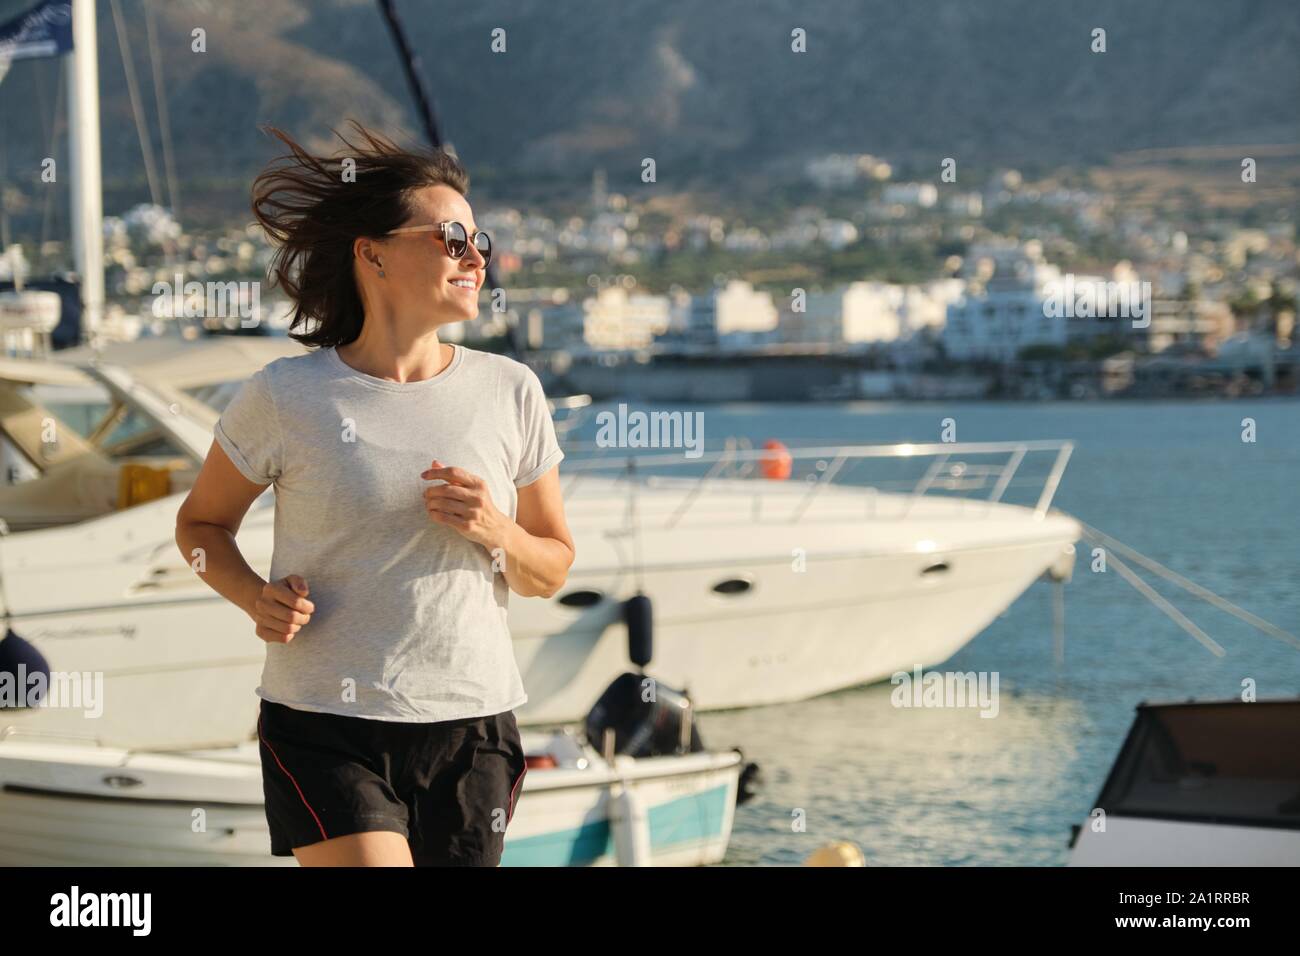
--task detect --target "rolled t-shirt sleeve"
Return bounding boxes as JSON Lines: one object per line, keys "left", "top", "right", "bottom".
{"left": 514, "top": 367, "right": 565, "bottom": 487}
{"left": 213, "top": 368, "right": 283, "bottom": 485}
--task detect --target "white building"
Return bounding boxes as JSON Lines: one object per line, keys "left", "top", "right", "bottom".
{"left": 805, "top": 153, "right": 892, "bottom": 189}
{"left": 780, "top": 279, "right": 963, "bottom": 346}
{"left": 1144, "top": 299, "right": 1233, "bottom": 353}
{"left": 942, "top": 242, "right": 1067, "bottom": 361}
{"left": 842, "top": 284, "right": 900, "bottom": 342}
{"left": 715, "top": 280, "right": 778, "bottom": 336}
{"left": 941, "top": 242, "right": 1156, "bottom": 361}
{"left": 897, "top": 279, "right": 965, "bottom": 337}
{"left": 581, "top": 285, "right": 671, "bottom": 350}
{"left": 663, "top": 280, "right": 778, "bottom": 349}
{"left": 881, "top": 183, "right": 938, "bottom": 208}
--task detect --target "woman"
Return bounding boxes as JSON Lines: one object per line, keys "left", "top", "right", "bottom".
{"left": 175, "top": 123, "right": 574, "bottom": 867}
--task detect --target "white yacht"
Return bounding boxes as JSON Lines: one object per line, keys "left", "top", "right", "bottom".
{"left": 0, "top": 343, "right": 1080, "bottom": 750}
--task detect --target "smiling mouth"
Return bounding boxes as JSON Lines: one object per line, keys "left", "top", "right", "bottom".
{"left": 448, "top": 279, "right": 478, "bottom": 291}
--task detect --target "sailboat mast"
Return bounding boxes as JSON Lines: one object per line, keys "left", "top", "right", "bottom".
{"left": 375, "top": 0, "right": 516, "bottom": 357}
{"left": 67, "top": 0, "right": 103, "bottom": 343}
{"left": 375, "top": 0, "right": 442, "bottom": 151}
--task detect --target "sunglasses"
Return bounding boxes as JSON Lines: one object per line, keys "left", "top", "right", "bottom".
{"left": 386, "top": 220, "right": 492, "bottom": 267}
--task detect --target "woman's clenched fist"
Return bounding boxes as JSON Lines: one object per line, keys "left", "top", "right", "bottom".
{"left": 252, "top": 574, "right": 315, "bottom": 643}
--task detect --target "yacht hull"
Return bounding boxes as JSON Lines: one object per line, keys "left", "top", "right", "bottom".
{"left": 0, "top": 478, "right": 1079, "bottom": 747}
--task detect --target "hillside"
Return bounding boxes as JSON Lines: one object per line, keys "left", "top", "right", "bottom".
{"left": 0, "top": 0, "right": 1296, "bottom": 222}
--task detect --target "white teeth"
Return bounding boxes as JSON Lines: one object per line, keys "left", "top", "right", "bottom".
{"left": 450, "top": 280, "right": 475, "bottom": 288}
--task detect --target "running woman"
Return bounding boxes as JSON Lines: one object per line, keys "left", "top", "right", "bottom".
{"left": 175, "top": 123, "right": 574, "bottom": 866}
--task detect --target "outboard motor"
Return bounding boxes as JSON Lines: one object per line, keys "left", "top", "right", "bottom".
{"left": 583, "top": 671, "right": 764, "bottom": 803}
{"left": 585, "top": 595, "right": 763, "bottom": 803}
{"left": 584, "top": 671, "right": 704, "bottom": 757}
{"left": 736, "top": 757, "right": 762, "bottom": 805}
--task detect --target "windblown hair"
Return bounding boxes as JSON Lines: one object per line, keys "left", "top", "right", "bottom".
{"left": 250, "top": 121, "right": 469, "bottom": 348}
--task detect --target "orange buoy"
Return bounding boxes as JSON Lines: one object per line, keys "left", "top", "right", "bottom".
{"left": 760, "top": 439, "right": 792, "bottom": 480}
{"left": 803, "top": 841, "right": 867, "bottom": 867}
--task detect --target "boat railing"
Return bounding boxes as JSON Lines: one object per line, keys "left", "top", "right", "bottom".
{"left": 547, "top": 394, "right": 594, "bottom": 441}
{"left": 556, "top": 438, "right": 1074, "bottom": 526}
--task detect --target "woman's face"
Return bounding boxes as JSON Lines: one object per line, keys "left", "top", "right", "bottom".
{"left": 368, "top": 184, "right": 486, "bottom": 328}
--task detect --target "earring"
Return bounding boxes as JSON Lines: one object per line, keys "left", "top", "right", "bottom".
{"left": 377, "top": 261, "right": 385, "bottom": 278}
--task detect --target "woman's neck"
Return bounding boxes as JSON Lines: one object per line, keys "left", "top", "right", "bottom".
{"left": 336, "top": 314, "right": 453, "bottom": 384}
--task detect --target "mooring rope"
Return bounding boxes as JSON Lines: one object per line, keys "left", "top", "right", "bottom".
{"left": 1077, "top": 519, "right": 1300, "bottom": 656}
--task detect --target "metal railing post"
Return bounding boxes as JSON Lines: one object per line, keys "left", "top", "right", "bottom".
{"left": 988, "top": 446, "right": 1027, "bottom": 503}
{"left": 1035, "top": 442, "right": 1074, "bottom": 517}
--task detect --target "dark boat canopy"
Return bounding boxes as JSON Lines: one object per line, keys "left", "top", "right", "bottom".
{"left": 1094, "top": 699, "right": 1300, "bottom": 830}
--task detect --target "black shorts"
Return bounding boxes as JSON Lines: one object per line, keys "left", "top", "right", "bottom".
{"left": 256, "top": 699, "right": 527, "bottom": 866}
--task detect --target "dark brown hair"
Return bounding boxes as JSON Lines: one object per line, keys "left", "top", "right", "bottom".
{"left": 250, "top": 121, "right": 470, "bottom": 348}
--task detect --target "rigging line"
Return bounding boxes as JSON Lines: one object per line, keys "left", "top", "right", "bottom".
{"left": 375, "top": 0, "right": 443, "bottom": 151}
{"left": 143, "top": 0, "right": 181, "bottom": 227}
{"left": 1079, "top": 520, "right": 1300, "bottom": 652}
{"left": 39, "top": 62, "right": 67, "bottom": 263}
{"left": 627, "top": 456, "right": 644, "bottom": 593}
{"left": 33, "top": 51, "right": 50, "bottom": 170}
{"left": 109, "top": 0, "right": 164, "bottom": 209}
{"left": 0, "top": 132, "right": 8, "bottom": 265}
{"left": 1105, "top": 550, "right": 1226, "bottom": 658}
{"left": 0, "top": 89, "right": 6, "bottom": 236}
{"left": 374, "top": 0, "right": 512, "bottom": 356}
{"left": 32, "top": 53, "right": 47, "bottom": 164}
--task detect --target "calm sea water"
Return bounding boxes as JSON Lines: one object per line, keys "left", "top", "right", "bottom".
{"left": 574, "top": 398, "right": 1300, "bottom": 866}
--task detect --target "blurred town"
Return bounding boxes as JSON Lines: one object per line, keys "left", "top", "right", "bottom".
{"left": 3, "top": 148, "right": 1296, "bottom": 401}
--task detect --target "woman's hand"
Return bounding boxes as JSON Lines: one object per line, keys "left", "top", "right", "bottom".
{"left": 421, "top": 459, "right": 510, "bottom": 550}
{"left": 253, "top": 574, "right": 315, "bottom": 643}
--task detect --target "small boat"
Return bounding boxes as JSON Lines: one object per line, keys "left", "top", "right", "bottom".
{"left": 0, "top": 674, "right": 754, "bottom": 867}
{"left": 1068, "top": 699, "right": 1300, "bottom": 866}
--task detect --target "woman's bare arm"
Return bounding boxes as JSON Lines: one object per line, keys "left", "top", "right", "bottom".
{"left": 175, "top": 440, "right": 315, "bottom": 642}
{"left": 499, "top": 466, "right": 574, "bottom": 598}
{"left": 421, "top": 460, "right": 574, "bottom": 598}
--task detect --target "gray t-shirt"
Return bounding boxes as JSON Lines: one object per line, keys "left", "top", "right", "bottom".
{"left": 213, "top": 343, "right": 564, "bottom": 722}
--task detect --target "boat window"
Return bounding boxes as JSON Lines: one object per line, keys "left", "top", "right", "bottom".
{"left": 1095, "top": 701, "right": 1300, "bottom": 829}
{"left": 38, "top": 399, "right": 109, "bottom": 440}
{"left": 100, "top": 408, "right": 186, "bottom": 459}
{"left": 33, "top": 398, "right": 184, "bottom": 461}
{"left": 184, "top": 380, "right": 244, "bottom": 415}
